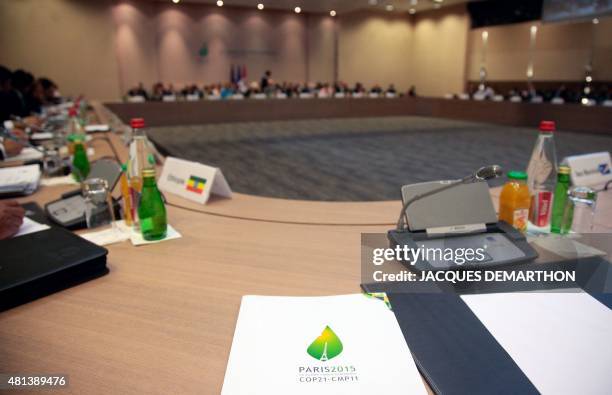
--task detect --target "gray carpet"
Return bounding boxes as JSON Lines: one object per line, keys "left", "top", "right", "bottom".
{"left": 148, "top": 116, "right": 612, "bottom": 201}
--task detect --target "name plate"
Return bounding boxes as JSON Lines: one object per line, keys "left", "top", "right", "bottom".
{"left": 158, "top": 157, "right": 232, "bottom": 204}
{"left": 563, "top": 152, "right": 612, "bottom": 189}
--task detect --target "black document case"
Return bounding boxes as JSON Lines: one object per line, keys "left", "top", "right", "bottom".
{"left": 0, "top": 204, "right": 108, "bottom": 311}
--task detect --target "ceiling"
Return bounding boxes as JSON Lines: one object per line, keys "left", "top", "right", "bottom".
{"left": 152, "top": 0, "right": 474, "bottom": 15}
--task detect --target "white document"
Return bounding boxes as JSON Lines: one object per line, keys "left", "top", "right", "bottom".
{"left": 158, "top": 156, "right": 232, "bottom": 205}
{"left": 84, "top": 124, "right": 110, "bottom": 133}
{"left": 2, "top": 147, "right": 44, "bottom": 163}
{"left": 30, "top": 132, "right": 54, "bottom": 140}
{"left": 0, "top": 164, "right": 41, "bottom": 194}
{"left": 462, "top": 292, "right": 612, "bottom": 395}
{"left": 13, "top": 217, "right": 50, "bottom": 238}
{"left": 222, "top": 294, "right": 427, "bottom": 395}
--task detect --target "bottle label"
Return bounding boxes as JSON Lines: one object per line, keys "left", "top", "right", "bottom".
{"left": 531, "top": 191, "right": 553, "bottom": 227}
{"left": 513, "top": 208, "right": 529, "bottom": 232}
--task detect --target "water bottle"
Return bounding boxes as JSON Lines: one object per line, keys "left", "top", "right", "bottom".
{"left": 128, "top": 118, "right": 152, "bottom": 229}
{"left": 526, "top": 120, "right": 558, "bottom": 229}
{"left": 138, "top": 155, "right": 167, "bottom": 241}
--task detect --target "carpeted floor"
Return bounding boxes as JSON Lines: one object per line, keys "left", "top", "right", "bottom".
{"left": 148, "top": 116, "right": 612, "bottom": 201}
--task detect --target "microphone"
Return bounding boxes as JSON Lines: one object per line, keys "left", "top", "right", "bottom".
{"left": 395, "top": 165, "right": 503, "bottom": 231}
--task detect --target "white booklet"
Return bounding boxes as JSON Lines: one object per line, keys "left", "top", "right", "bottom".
{"left": 221, "top": 294, "right": 427, "bottom": 395}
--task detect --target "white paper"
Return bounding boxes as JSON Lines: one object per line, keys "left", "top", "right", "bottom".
{"left": 0, "top": 164, "right": 41, "bottom": 194}
{"left": 80, "top": 223, "right": 131, "bottom": 246}
{"left": 13, "top": 217, "right": 50, "bottom": 238}
{"left": 129, "top": 224, "right": 181, "bottom": 246}
{"left": 40, "top": 175, "right": 79, "bottom": 186}
{"left": 222, "top": 294, "right": 427, "bottom": 395}
{"left": 84, "top": 124, "right": 110, "bottom": 133}
{"left": 462, "top": 292, "right": 612, "bottom": 395}
{"left": 30, "top": 132, "right": 54, "bottom": 140}
{"left": 2, "top": 147, "right": 44, "bottom": 163}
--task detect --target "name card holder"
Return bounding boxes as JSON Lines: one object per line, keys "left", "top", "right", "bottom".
{"left": 158, "top": 157, "right": 232, "bottom": 205}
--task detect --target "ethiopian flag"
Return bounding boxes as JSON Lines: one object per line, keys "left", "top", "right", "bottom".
{"left": 186, "top": 175, "right": 207, "bottom": 194}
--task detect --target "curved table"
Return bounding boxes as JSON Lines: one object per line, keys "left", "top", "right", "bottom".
{"left": 1, "top": 104, "right": 610, "bottom": 395}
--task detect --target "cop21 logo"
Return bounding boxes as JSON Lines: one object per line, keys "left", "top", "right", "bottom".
{"left": 306, "top": 326, "right": 344, "bottom": 362}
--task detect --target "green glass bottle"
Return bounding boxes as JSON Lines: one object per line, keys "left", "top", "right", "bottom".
{"left": 550, "top": 166, "right": 571, "bottom": 234}
{"left": 72, "top": 138, "right": 90, "bottom": 182}
{"left": 138, "top": 166, "right": 167, "bottom": 241}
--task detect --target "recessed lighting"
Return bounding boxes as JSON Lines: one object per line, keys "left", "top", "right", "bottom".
{"left": 330, "top": 10, "right": 336, "bottom": 16}
{"left": 593, "top": 18, "right": 599, "bottom": 24}
{"left": 172, "top": 0, "right": 180, "bottom": 4}
{"left": 216, "top": 0, "right": 223, "bottom": 6}
{"left": 409, "top": 8, "right": 416, "bottom": 14}
{"left": 257, "top": 3, "right": 264, "bottom": 10}
{"left": 385, "top": 4, "right": 394, "bottom": 11}
{"left": 294, "top": 6, "right": 301, "bottom": 13}
{"left": 586, "top": 75, "right": 593, "bottom": 83}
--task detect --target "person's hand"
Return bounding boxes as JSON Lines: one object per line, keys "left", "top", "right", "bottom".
{"left": 23, "top": 115, "right": 42, "bottom": 128}
{"left": 3, "top": 128, "right": 27, "bottom": 157}
{"left": 0, "top": 200, "right": 25, "bottom": 239}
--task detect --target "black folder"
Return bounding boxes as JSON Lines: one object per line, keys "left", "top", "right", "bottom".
{"left": 0, "top": 203, "right": 109, "bottom": 311}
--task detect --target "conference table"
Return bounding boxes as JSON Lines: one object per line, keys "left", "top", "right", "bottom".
{"left": 1, "top": 103, "right": 611, "bottom": 395}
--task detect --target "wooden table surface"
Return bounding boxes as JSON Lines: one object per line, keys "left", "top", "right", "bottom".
{"left": 1, "top": 104, "right": 610, "bottom": 394}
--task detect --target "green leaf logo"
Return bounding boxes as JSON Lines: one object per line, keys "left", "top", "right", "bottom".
{"left": 306, "top": 326, "right": 343, "bottom": 361}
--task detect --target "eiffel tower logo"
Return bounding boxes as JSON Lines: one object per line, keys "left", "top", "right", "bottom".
{"left": 306, "top": 326, "right": 343, "bottom": 361}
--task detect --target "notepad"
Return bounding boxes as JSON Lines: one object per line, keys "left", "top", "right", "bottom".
{"left": 222, "top": 294, "right": 427, "bottom": 395}
{"left": 0, "top": 164, "right": 41, "bottom": 195}
{"left": 2, "top": 147, "right": 44, "bottom": 163}
{"left": 462, "top": 292, "right": 612, "bottom": 395}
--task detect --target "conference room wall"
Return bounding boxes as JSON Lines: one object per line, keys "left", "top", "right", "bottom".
{"left": 0, "top": 0, "right": 121, "bottom": 101}
{"left": 410, "top": 4, "right": 470, "bottom": 97}
{"left": 115, "top": 1, "right": 309, "bottom": 93}
{"left": 465, "top": 16, "right": 612, "bottom": 82}
{"left": 306, "top": 15, "right": 336, "bottom": 84}
{"left": 337, "top": 10, "right": 414, "bottom": 91}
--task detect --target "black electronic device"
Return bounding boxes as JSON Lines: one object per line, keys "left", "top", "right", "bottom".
{"left": 45, "top": 159, "right": 122, "bottom": 229}
{"left": 389, "top": 166, "right": 538, "bottom": 271}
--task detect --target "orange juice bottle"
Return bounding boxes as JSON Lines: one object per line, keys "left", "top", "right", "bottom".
{"left": 499, "top": 171, "right": 530, "bottom": 233}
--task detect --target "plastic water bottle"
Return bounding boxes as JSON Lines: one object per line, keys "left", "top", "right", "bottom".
{"left": 526, "top": 120, "right": 558, "bottom": 230}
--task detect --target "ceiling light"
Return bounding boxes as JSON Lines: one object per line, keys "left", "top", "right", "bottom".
{"left": 216, "top": 0, "right": 223, "bottom": 6}
{"left": 385, "top": 4, "right": 394, "bottom": 11}
{"left": 586, "top": 75, "right": 593, "bottom": 83}
{"left": 172, "top": 0, "right": 180, "bottom": 4}
{"left": 257, "top": 3, "right": 264, "bottom": 10}
{"left": 593, "top": 18, "right": 599, "bottom": 24}
{"left": 330, "top": 10, "right": 336, "bottom": 17}
{"left": 409, "top": 8, "right": 416, "bottom": 14}
{"left": 294, "top": 6, "right": 301, "bottom": 13}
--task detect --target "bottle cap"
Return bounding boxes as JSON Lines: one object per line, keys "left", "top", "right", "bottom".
{"left": 507, "top": 171, "right": 527, "bottom": 180}
{"left": 68, "top": 107, "right": 77, "bottom": 117}
{"left": 143, "top": 168, "right": 156, "bottom": 177}
{"left": 539, "top": 120, "right": 555, "bottom": 133}
{"left": 558, "top": 166, "right": 570, "bottom": 175}
{"left": 130, "top": 118, "right": 145, "bottom": 129}
{"left": 121, "top": 163, "right": 127, "bottom": 172}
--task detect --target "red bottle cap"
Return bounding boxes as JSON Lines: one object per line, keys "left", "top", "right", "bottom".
{"left": 539, "top": 120, "right": 555, "bottom": 132}
{"left": 68, "top": 107, "right": 77, "bottom": 117}
{"left": 130, "top": 118, "right": 145, "bottom": 128}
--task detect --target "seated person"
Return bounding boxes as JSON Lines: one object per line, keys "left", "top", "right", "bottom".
{"left": 386, "top": 84, "right": 397, "bottom": 94}
{"left": 0, "top": 200, "right": 25, "bottom": 240}
{"left": 39, "top": 77, "right": 60, "bottom": 104}
{"left": 370, "top": 84, "right": 383, "bottom": 94}
{"left": 128, "top": 82, "right": 149, "bottom": 99}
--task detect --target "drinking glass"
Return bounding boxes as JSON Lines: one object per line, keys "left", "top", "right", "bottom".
{"left": 82, "top": 178, "right": 115, "bottom": 229}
